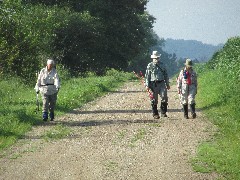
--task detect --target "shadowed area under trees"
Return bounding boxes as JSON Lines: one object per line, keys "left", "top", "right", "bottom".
{"left": 0, "top": 0, "right": 180, "bottom": 80}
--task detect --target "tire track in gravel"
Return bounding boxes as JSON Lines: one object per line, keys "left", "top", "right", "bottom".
{"left": 0, "top": 80, "right": 218, "bottom": 180}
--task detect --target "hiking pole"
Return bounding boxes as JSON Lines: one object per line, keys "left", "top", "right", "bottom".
{"left": 35, "top": 93, "right": 40, "bottom": 114}
{"left": 139, "top": 71, "right": 155, "bottom": 100}
{"left": 35, "top": 70, "right": 40, "bottom": 114}
{"left": 176, "top": 77, "right": 183, "bottom": 110}
{"left": 133, "top": 71, "right": 154, "bottom": 102}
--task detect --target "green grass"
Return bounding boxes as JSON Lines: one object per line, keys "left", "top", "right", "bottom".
{"left": 192, "top": 68, "right": 240, "bottom": 179}
{"left": 42, "top": 124, "right": 72, "bottom": 140}
{"left": 0, "top": 69, "right": 135, "bottom": 150}
{"left": 105, "top": 161, "right": 119, "bottom": 172}
{"left": 129, "top": 128, "right": 147, "bottom": 147}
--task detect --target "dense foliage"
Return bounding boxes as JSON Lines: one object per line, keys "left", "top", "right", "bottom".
{"left": 207, "top": 37, "right": 240, "bottom": 79}
{"left": 193, "top": 36, "right": 240, "bottom": 179}
{"left": 0, "top": 0, "right": 182, "bottom": 80}
{"left": 0, "top": 0, "right": 158, "bottom": 79}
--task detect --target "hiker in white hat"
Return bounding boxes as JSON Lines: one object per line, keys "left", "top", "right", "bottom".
{"left": 145, "top": 51, "right": 170, "bottom": 119}
{"left": 35, "top": 59, "right": 60, "bottom": 121}
{"left": 177, "top": 58, "right": 198, "bottom": 119}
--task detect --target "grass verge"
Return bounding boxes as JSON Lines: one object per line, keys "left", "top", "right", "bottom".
{"left": 192, "top": 68, "right": 240, "bottom": 180}
{"left": 0, "top": 69, "right": 134, "bottom": 151}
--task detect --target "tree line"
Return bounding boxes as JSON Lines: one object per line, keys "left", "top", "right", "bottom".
{"left": 0, "top": 0, "right": 180, "bottom": 81}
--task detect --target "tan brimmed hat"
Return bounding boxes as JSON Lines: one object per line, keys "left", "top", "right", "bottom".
{"left": 151, "top": 51, "right": 161, "bottom": 59}
{"left": 185, "top": 59, "right": 193, "bottom": 67}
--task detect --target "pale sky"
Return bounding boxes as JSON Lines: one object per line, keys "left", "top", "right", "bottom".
{"left": 146, "top": 0, "right": 240, "bottom": 45}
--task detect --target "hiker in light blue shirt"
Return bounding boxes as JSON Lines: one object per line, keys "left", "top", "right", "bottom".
{"left": 145, "top": 51, "right": 170, "bottom": 119}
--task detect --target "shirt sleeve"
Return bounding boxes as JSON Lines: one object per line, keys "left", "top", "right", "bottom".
{"left": 144, "top": 64, "right": 151, "bottom": 87}
{"left": 177, "top": 70, "right": 183, "bottom": 89}
{"left": 34, "top": 69, "right": 43, "bottom": 92}
{"left": 54, "top": 70, "right": 60, "bottom": 89}
{"left": 163, "top": 67, "right": 169, "bottom": 86}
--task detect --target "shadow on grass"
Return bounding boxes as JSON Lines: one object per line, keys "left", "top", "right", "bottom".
{"left": 0, "top": 130, "right": 19, "bottom": 138}
{"left": 69, "top": 108, "right": 182, "bottom": 114}
{"left": 197, "top": 101, "right": 224, "bottom": 111}
{"left": 0, "top": 112, "right": 42, "bottom": 150}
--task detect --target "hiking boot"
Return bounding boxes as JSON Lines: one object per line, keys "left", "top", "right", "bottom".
{"left": 191, "top": 113, "right": 196, "bottom": 119}
{"left": 49, "top": 112, "right": 54, "bottom": 121}
{"left": 190, "top": 104, "right": 196, "bottom": 119}
{"left": 160, "top": 102, "right": 168, "bottom": 115}
{"left": 153, "top": 114, "right": 160, "bottom": 119}
{"left": 42, "top": 112, "right": 48, "bottom": 121}
{"left": 183, "top": 104, "right": 189, "bottom": 119}
{"left": 161, "top": 113, "right": 167, "bottom": 117}
{"left": 152, "top": 105, "right": 159, "bottom": 119}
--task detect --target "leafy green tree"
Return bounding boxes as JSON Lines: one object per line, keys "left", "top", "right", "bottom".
{"left": 1, "top": 0, "right": 157, "bottom": 78}
{"left": 207, "top": 37, "right": 240, "bottom": 80}
{"left": 0, "top": 1, "right": 69, "bottom": 80}
{"left": 0, "top": 1, "right": 38, "bottom": 80}
{"left": 53, "top": 12, "right": 105, "bottom": 75}
{"left": 53, "top": 0, "right": 155, "bottom": 75}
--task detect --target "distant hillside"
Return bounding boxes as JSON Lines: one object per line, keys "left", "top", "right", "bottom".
{"left": 162, "top": 38, "right": 223, "bottom": 62}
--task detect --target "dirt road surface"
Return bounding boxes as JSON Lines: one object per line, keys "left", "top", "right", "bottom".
{"left": 0, "top": 81, "right": 218, "bottom": 180}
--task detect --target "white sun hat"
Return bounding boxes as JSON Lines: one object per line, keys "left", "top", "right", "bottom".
{"left": 151, "top": 51, "right": 161, "bottom": 59}
{"left": 47, "top": 59, "right": 54, "bottom": 65}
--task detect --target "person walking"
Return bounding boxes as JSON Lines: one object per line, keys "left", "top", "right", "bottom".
{"left": 35, "top": 59, "right": 60, "bottom": 121}
{"left": 177, "top": 59, "right": 198, "bottom": 119}
{"left": 145, "top": 51, "right": 170, "bottom": 119}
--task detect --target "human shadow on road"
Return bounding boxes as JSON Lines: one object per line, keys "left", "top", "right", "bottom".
{"left": 20, "top": 119, "right": 161, "bottom": 140}
{"left": 61, "top": 119, "right": 160, "bottom": 127}
{"left": 108, "top": 90, "right": 144, "bottom": 93}
{"left": 70, "top": 109, "right": 152, "bottom": 114}
{"left": 168, "top": 108, "right": 182, "bottom": 113}
{"left": 70, "top": 108, "right": 182, "bottom": 114}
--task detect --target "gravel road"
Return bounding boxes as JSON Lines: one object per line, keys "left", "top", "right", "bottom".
{"left": 0, "top": 81, "right": 218, "bottom": 180}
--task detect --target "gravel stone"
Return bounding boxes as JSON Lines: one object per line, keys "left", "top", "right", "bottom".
{"left": 0, "top": 81, "right": 219, "bottom": 180}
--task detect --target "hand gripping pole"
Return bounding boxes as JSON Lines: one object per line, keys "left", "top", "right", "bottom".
{"left": 133, "top": 71, "right": 154, "bottom": 101}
